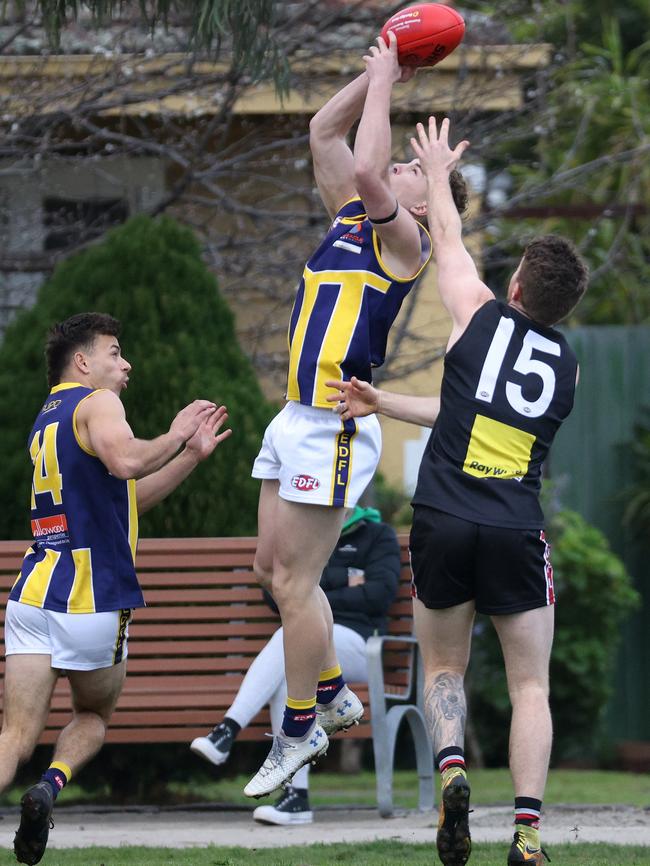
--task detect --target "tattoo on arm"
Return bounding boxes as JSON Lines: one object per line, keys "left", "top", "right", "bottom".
{"left": 424, "top": 671, "right": 467, "bottom": 755}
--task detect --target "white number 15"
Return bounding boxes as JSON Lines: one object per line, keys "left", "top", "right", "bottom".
{"left": 475, "top": 317, "right": 560, "bottom": 418}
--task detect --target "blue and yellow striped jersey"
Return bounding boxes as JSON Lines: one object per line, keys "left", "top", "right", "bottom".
{"left": 10, "top": 383, "right": 145, "bottom": 613}
{"left": 287, "top": 198, "right": 432, "bottom": 407}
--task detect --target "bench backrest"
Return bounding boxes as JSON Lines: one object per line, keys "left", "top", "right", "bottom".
{"left": 0, "top": 535, "right": 413, "bottom": 743}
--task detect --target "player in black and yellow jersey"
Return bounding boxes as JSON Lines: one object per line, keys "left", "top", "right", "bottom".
{"left": 246, "top": 32, "right": 469, "bottom": 798}
{"left": 327, "top": 118, "right": 589, "bottom": 866}
{"left": 3, "top": 313, "right": 230, "bottom": 865}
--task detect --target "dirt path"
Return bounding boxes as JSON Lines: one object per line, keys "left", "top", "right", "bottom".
{"left": 0, "top": 804, "right": 648, "bottom": 850}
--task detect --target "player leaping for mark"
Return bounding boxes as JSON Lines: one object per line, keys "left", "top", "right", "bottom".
{"left": 328, "top": 117, "right": 589, "bottom": 866}
{"left": 244, "top": 33, "right": 468, "bottom": 799}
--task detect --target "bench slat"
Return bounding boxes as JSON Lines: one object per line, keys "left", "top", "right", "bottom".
{"left": 0, "top": 536, "right": 413, "bottom": 744}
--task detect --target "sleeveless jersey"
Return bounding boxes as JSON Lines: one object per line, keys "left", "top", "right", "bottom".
{"left": 413, "top": 300, "right": 578, "bottom": 529}
{"left": 287, "top": 198, "right": 432, "bottom": 408}
{"left": 10, "top": 383, "right": 145, "bottom": 613}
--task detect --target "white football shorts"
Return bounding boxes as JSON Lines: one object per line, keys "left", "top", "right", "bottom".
{"left": 252, "top": 401, "right": 382, "bottom": 507}
{"left": 4, "top": 600, "right": 132, "bottom": 670}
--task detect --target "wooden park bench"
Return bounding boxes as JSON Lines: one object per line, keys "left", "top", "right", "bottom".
{"left": 0, "top": 536, "right": 433, "bottom": 816}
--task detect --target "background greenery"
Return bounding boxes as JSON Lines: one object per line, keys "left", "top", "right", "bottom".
{"left": 0, "top": 215, "right": 274, "bottom": 539}
{"left": 0, "top": 841, "right": 646, "bottom": 866}
{"left": 469, "top": 509, "right": 639, "bottom": 764}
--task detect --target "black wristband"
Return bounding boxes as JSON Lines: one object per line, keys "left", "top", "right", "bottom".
{"left": 368, "top": 201, "right": 400, "bottom": 224}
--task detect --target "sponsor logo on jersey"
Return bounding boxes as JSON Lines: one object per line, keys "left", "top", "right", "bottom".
{"left": 291, "top": 474, "right": 320, "bottom": 491}
{"left": 41, "top": 399, "right": 62, "bottom": 414}
{"left": 463, "top": 414, "right": 535, "bottom": 481}
{"left": 31, "top": 513, "right": 69, "bottom": 538}
{"left": 333, "top": 222, "right": 364, "bottom": 254}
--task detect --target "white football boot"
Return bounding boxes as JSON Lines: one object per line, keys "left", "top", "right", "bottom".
{"left": 316, "top": 685, "right": 364, "bottom": 736}
{"left": 244, "top": 722, "right": 328, "bottom": 799}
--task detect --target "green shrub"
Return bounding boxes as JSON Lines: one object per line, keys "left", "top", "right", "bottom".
{"left": 469, "top": 509, "right": 640, "bottom": 764}
{"left": 0, "top": 214, "right": 274, "bottom": 538}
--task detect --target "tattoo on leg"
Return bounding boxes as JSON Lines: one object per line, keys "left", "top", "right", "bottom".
{"left": 424, "top": 671, "right": 467, "bottom": 755}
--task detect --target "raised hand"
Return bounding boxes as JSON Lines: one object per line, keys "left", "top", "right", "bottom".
{"left": 185, "top": 405, "right": 232, "bottom": 461}
{"left": 363, "top": 30, "right": 402, "bottom": 85}
{"left": 169, "top": 399, "right": 217, "bottom": 443}
{"left": 410, "top": 116, "right": 470, "bottom": 176}
{"left": 325, "top": 376, "right": 380, "bottom": 421}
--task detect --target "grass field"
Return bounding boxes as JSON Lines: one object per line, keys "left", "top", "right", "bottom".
{"left": 0, "top": 841, "right": 648, "bottom": 866}
{"left": 2, "top": 767, "right": 644, "bottom": 809}
{"left": 1, "top": 769, "right": 648, "bottom": 865}
{"left": 168, "top": 768, "right": 650, "bottom": 810}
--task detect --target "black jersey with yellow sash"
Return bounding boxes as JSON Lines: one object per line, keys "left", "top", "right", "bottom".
{"left": 413, "top": 300, "right": 578, "bottom": 529}
{"left": 10, "top": 383, "right": 145, "bottom": 613}
{"left": 287, "top": 198, "right": 432, "bottom": 408}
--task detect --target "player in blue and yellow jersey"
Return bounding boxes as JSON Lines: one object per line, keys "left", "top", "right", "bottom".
{"left": 328, "top": 118, "right": 589, "bottom": 866}
{"left": 245, "top": 31, "right": 469, "bottom": 799}
{"left": 3, "top": 312, "right": 230, "bottom": 865}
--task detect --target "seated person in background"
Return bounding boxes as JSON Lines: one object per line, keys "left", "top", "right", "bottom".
{"left": 190, "top": 506, "right": 401, "bottom": 825}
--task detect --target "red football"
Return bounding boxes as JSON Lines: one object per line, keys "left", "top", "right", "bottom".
{"left": 380, "top": 3, "right": 465, "bottom": 68}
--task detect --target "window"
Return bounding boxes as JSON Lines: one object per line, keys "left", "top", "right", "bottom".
{"left": 43, "top": 197, "right": 129, "bottom": 251}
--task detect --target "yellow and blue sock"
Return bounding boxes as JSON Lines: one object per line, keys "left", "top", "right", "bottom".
{"left": 316, "top": 664, "right": 345, "bottom": 705}
{"left": 282, "top": 697, "right": 317, "bottom": 738}
{"left": 41, "top": 761, "right": 71, "bottom": 800}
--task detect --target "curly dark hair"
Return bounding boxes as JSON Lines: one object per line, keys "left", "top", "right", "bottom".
{"left": 449, "top": 169, "right": 469, "bottom": 216}
{"left": 517, "top": 236, "right": 589, "bottom": 326}
{"left": 415, "top": 168, "right": 469, "bottom": 229}
{"left": 46, "top": 312, "right": 121, "bottom": 388}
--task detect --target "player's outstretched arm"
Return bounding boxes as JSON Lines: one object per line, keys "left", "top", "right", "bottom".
{"left": 326, "top": 376, "right": 439, "bottom": 427}
{"left": 309, "top": 73, "right": 369, "bottom": 219}
{"left": 411, "top": 117, "right": 494, "bottom": 347}
{"left": 77, "top": 390, "right": 217, "bottom": 480}
{"left": 354, "top": 32, "right": 422, "bottom": 279}
{"left": 136, "top": 406, "right": 231, "bottom": 515}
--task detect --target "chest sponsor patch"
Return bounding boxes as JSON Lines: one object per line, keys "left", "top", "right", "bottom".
{"left": 463, "top": 414, "right": 535, "bottom": 480}
{"left": 31, "top": 513, "right": 69, "bottom": 540}
{"left": 333, "top": 239, "right": 363, "bottom": 254}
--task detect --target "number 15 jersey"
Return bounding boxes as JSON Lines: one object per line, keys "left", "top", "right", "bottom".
{"left": 413, "top": 300, "right": 578, "bottom": 529}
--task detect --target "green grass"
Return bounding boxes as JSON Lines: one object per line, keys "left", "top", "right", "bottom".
{"left": 165, "top": 768, "right": 650, "bottom": 810}
{"left": 2, "top": 768, "right": 649, "bottom": 809}
{"left": 0, "top": 842, "right": 648, "bottom": 866}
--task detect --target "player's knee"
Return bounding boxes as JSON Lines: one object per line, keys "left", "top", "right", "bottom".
{"left": 270, "top": 570, "right": 309, "bottom": 611}
{"left": 75, "top": 707, "right": 110, "bottom": 735}
{"left": 508, "top": 679, "right": 549, "bottom": 704}
{"left": 253, "top": 557, "right": 273, "bottom": 592}
{"left": 1, "top": 728, "right": 37, "bottom": 765}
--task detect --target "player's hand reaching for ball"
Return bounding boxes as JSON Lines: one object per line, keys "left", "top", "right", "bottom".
{"left": 185, "top": 405, "right": 232, "bottom": 462}
{"left": 363, "top": 30, "right": 403, "bottom": 85}
{"left": 325, "top": 377, "right": 381, "bottom": 421}
{"left": 411, "top": 116, "right": 470, "bottom": 177}
{"left": 170, "top": 399, "right": 218, "bottom": 443}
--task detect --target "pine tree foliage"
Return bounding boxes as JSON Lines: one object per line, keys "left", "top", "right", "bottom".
{"left": 25, "top": 0, "right": 289, "bottom": 87}
{"left": 0, "top": 214, "right": 274, "bottom": 540}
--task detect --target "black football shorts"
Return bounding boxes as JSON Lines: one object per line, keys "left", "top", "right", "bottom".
{"left": 409, "top": 505, "right": 556, "bottom": 615}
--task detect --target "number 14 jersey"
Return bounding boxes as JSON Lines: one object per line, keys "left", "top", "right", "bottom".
{"left": 413, "top": 300, "right": 578, "bottom": 529}
{"left": 10, "top": 383, "right": 145, "bottom": 613}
